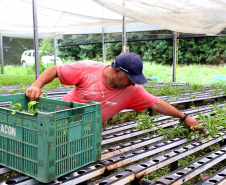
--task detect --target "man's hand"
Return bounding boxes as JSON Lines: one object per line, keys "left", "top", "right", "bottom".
{"left": 26, "top": 86, "right": 43, "bottom": 101}
{"left": 25, "top": 66, "right": 58, "bottom": 101}
{"left": 184, "top": 116, "right": 200, "bottom": 131}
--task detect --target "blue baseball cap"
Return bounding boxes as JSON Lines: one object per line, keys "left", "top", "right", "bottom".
{"left": 113, "top": 52, "right": 148, "bottom": 85}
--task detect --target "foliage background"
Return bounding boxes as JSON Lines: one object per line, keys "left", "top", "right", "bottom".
{"left": 1, "top": 31, "right": 226, "bottom": 66}
{"left": 60, "top": 37, "right": 226, "bottom": 65}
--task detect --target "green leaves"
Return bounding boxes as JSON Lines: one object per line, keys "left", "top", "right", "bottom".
{"left": 9, "top": 101, "right": 40, "bottom": 115}
{"left": 157, "top": 122, "right": 198, "bottom": 141}
{"left": 135, "top": 112, "right": 156, "bottom": 130}
{"left": 9, "top": 102, "right": 22, "bottom": 114}
{"left": 27, "top": 101, "right": 39, "bottom": 114}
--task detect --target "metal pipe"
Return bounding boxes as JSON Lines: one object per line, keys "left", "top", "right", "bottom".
{"left": 173, "top": 31, "right": 178, "bottom": 82}
{"left": 102, "top": 27, "right": 106, "bottom": 63}
{"left": 122, "top": 1, "right": 126, "bottom": 53}
{"left": 0, "top": 35, "right": 4, "bottom": 74}
{"left": 53, "top": 34, "right": 57, "bottom": 65}
{"left": 122, "top": 16, "right": 126, "bottom": 53}
{"left": 32, "top": 0, "right": 40, "bottom": 79}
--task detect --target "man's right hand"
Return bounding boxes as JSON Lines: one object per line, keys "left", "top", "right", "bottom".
{"left": 26, "top": 86, "right": 43, "bottom": 101}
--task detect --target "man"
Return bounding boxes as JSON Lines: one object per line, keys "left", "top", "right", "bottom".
{"left": 26, "top": 52, "right": 199, "bottom": 129}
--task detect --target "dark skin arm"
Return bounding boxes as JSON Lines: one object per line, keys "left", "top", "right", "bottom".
{"left": 26, "top": 66, "right": 58, "bottom": 101}
{"left": 151, "top": 99, "right": 200, "bottom": 130}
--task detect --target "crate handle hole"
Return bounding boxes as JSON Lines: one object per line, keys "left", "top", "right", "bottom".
{"left": 115, "top": 175, "right": 123, "bottom": 178}
{"left": 40, "top": 124, "right": 43, "bottom": 126}
{"left": 6, "top": 180, "right": 16, "bottom": 184}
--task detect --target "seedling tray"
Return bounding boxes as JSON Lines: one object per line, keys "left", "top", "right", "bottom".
{"left": 0, "top": 93, "right": 102, "bottom": 183}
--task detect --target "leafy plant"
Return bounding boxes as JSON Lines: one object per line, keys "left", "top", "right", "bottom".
{"left": 135, "top": 112, "right": 156, "bottom": 130}
{"left": 9, "top": 101, "right": 40, "bottom": 114}
{"left": 157, "top": 122, "right": 200, "bottom": 141}
{"left": 9, "top": 103, "right": 22, "bottom": 114}
{"left": 190, "top": 95, "right": 197, "bottom": 99}
{"left": 0, "top": 86, "right": 3, "bottom": 94}
{"left": 157, "top": 103, "right": 226, "bottom": 142}
{"left": 27, "top": 101, "right": 40, "bottom": 114}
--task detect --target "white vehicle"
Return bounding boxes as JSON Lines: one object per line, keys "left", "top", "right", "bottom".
{"left": 21, "top": 50, "right": 61, "bottom": 66}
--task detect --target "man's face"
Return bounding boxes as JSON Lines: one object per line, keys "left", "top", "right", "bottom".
{"left": 116, "top": 72, "right": 135, "bottom": 89}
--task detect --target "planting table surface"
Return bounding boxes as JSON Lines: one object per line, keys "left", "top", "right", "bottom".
{"left": 0, "top": 86, "right": 226, "bottom": 185}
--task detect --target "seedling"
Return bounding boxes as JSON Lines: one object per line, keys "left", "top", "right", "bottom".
{"left": 0, "top": 86, "right": 3, "bottom": 94}
{"left": 9, "top": 103, "right": 22, "bottom": 114}
{"left": 135, "top": 112, "right": 156, "bottom": 130}
{"left": 190, "top": 95, "right": 197, "bottom": 99}
{"left": 27, "top": 101, "right": 40, "bottom": 114}
{"left": 9, "top": 101, "right": 40, "bottom": 114}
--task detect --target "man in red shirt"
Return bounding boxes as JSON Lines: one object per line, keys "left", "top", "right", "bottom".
{"left": 26, "top": 52, "right": 199, "bottom": 129}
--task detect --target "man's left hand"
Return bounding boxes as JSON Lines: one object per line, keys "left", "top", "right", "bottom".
{"left": 184, "top": 117, "right": 200, "bottom": 131}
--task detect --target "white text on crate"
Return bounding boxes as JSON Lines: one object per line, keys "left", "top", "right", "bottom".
{"left": 0, "top": 124, "right": 16, "bottom": 137}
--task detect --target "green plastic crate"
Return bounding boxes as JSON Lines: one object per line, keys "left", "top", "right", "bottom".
{"left": 0, "top": 93, "right": 102, "bottom": 183}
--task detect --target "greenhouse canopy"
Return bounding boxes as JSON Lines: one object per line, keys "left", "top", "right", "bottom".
{"left": 0, "top": 0, "right": 226, "bottom": 38}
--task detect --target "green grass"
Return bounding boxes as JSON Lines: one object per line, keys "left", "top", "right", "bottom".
{"left": 0, "top": 62, "right": 225, "bottom": 86}
{"left": 142, "top": 63, "right": 226, "bottom": 85}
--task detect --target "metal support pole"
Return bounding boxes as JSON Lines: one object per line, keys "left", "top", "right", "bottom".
{"left": 0, "top": 35, "right": 4, "bottom": 74}
{"left": 122, "top": 1, "right": 126, "bottom": 53}
{"left": 102, "top": 27, "right": 106, "bottom": 63}
{"left": 172, "top": 31, "right": 178, "bottom": 82}
{"left": 32, "top": 0, "right": 40, "bottom": 79}
{"left": 53, "top": 34, "right": 57, "bottom": 65}
{"left": 122, "top": 16, "right": 126, "bottom": 53}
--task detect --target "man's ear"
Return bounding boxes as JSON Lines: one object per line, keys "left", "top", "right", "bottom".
{"left": 114, "top": 68, "right": 121, "bottom": 77}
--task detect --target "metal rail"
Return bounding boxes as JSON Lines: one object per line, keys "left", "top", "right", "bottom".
{"left": 90, "top": 132, "right": 226, "bottom": 185}
{"left": 149, "top": 146, "right": 226, "bottom": 185}
{"left": 1, "top": 128, "right": 225, "bottom": 185}
{"left": 195, "top": 166, "right": 226, "bottom": 185}
{"left": 0, "top": 97, "right": 225, "bottom": 184}
{"left": 101, "top": 111, "right": 215, "bottom": 145}
{"left": 0, "top": 165, "right": 12, "bottom": 174}
{"left": 102, "top": 104, "right": 224, "bottom": 136}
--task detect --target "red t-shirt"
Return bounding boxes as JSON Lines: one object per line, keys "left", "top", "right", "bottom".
{"left": 57, "top": 61, "right": 158, "bottom": 123}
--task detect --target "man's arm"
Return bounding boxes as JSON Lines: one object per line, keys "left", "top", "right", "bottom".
{"left": 150, "top": 98, "right": 200, "bottom": 130}
{"left": 26, "top": 66, "right": 58, "bottom": 101}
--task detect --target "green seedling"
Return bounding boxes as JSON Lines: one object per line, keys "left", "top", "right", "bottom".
{"left": 0, "top": 86, "right": 4, "bottom": 94}
{"left": 27, "top": 101, "right": 40, "bottom": 114}
{"left": 9, "top": 101, "right": 40, "bottom": 114}
{"left": 43, "top": 94, "right": 48, "bottom": 97}
{"left": 190, "top": 95, "right": 197, "bottom": 99}
{"left": 135, "top": 112, "right": 155, "bottom": 130}
{"left": 9, "top": 102, "right": 22, "bottom": 114}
